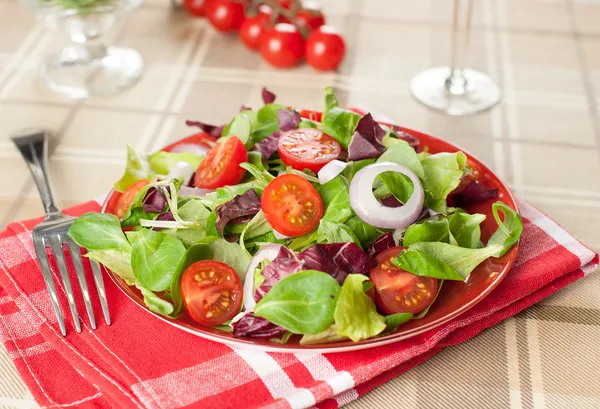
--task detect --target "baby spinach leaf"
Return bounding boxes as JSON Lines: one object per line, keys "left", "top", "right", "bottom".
{"left": 334, "top": 274, "right": 386, "bottom": 342}
{"left": 148, "top": 151, "right": 203, "bottom": 175}
{"left": 487, "top": 202, "right": 523, "bottom": 257}
{"left": 170, "top": 244, "right": 213, "bottom": 317}
{"left": 209, "top": 238, "right": 251, "bottom": 279}
{"left": 420, "top": 152, "right": 467, "bottom": 212}
{"left": 448, "top": 210, "right": 486, "bottom": 249}
{"left": 393, "top": 249, "right": 464, "bottom": 280}
{"left": 68, "top": 212, "right": 131, "bottom": 252}
{"left": 345, "top": 215, "right": 378, "bottom": 247}
{"left": 254, "top": 270, "right": 341, "bottom": 334}
{"left": 86, "top": 249, "right": 135, "bottom": 284}
{"left": 114, "top": 145, "right": 151, "bottom": 192}
{"left": 322, "top": 107, "right": 361, "bottom": 149}
{"left": 131, "top": 229, "right": 186, "bottom": 292}
{"left": 403, "top": 219, "right": 450, "bottom": 247}
{"left": 384, "top": 313, "right": 413, "bottom": 332}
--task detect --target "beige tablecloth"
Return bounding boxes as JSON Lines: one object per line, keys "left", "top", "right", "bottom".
{"left": 1, "top": 0, "right": 600, "bottom": 408}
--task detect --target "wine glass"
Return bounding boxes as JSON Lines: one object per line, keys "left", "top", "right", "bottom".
{"left": 410, "top": 0, "right": 500, "bottom": 116}
{"left": 20, "top": 0, "right": 144, "bottom": 99}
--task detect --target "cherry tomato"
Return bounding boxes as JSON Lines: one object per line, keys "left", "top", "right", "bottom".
{"left": 181, "top": 260, "right": 243, "bottom": 326}
{"left": 205, "top": 0, "right": 244, "bottom": 32}
{"left": 183, "top": 0, "right": 207, "bottom": 17}
{"left": 369, "top": 247, "right": 438, "bottom": 315}
{"left": 193, "top": 136, "right": 248, "bottom": 189}
{"left": 114, "top": 179, "right": 150, "bottom": 219}
{"left": 260, "top": 23, "right": 304, "bottom": 68}
{"left": 278, "top": 128, "right": 341, "bottom": 173}
{"left": 296, "top": 6, "right": 326, "bottom": 31}
{"left": 305, "top": 26, "right": 346, "bottom": 71}
{"left": 163, "top": 131, "right": 216, "bottom": 153}
{"left": 300, "top": 109, "right": 322, "bottom": 122}
{"left": 261, "top": 174, "right": 323, "bottom": 237}
{"left": 240, "top": 7, "right": 273, "bottom": 50}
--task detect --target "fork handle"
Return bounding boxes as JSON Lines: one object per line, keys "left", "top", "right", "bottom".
{"left": 12, "top": 129, "right": 60, "bottom": 216}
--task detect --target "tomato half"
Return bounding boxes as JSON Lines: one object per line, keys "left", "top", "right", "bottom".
{"left": 369, "top": 247, "right": 438, "bottom": 315}
{"left": 261, "top": 174, "right": 323, "bottom": 237}
{"left": 113, "top": 179, "right": 149, "bottom": 219}
{"left": 163, "top": 131, "right": 216, "bottom": 153}
{"left": 181, "top": 260, "right": 243, "bottom": 326}
{"left": 306, "top": 26, "right": 346, "bottom": 71}
{"left": 278, "top": 128, "right": 341, "bottom": 173}
{"left": 205, "top": 0, "right": 244, "bottom": 32}
{"left": 300, "top": 109, "right": 322, "bottom": 122}
{"left": 193, "top": 136, "right": 248, "bottom": 189}
{"left": 260, "top": 23, "right": 304, "bottom": 68}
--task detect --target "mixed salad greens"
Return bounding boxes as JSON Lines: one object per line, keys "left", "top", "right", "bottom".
{"left": 68, "top": 87, "right": 523, "bottom": 344}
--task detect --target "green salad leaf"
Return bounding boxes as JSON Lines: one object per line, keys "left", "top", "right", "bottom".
{"left": 323, "top": 86, "right": 338, "bottom": 118}
{"left": 334, "top": 274, "right": 386, "bottom": 342}
{"left": 209, "top": 238, "right": 251, "bottom": 279}
{"left": 384, "top": 313, "right": 413, "bottom": 332}
{"left": 317, "top": 175, "right": 348, "bottom": 210}
{"left": 320, "top": 185, "right": 352, "bottom": 224}
{"left": 448, "top": 210, "right": 486, "bottom": 248}
{"left": 403, "top": 219, "right": 450, "bottom": 247}
{"left": 136, "top": 282, "right": 174, "bottom": 316}
{"left": 254, "top": 270, "right": 341, "bottom": 334}
{"left": 377, "top": 140, "right": 424, "bottom": 179}
{"left": 393, "top": 249, "right": 464, "bottom": 280}
{"left": 374, "top": 171, "right": 414, "bottom": 204}
{"left": 322, "top": 108, "right": 361, "bottom": 149}
{"left": 288, "top": 230, "right": 319, "bottom": 251}
{"left": 221, "top": 112, "right": 253, "bottom": 146}
{"left": 317, "top": 220, "right": 360, "bottom": 246}
{"left": 131, "top": 229, "right": 186, "bottom": 292}
{"left": 254, "top": 104, "right": 287, "bottom": 141}
{"left": 149, "top": 151, "right": 203, "bottom": 175}
{"left": 420, "top": 152, "right": 467, "bottom": 212}
{"left": 114, "top": 145, "right": 151, "bottom": 192}
{"left": 298, "top": 120, "right": 318, "bottom": 129}
{"left": 68, "top": 212, "right": 131, "bottom": 252}
{"left": 300, "top": 324, "right": 348, "bottom": 345}
{"left": 487, "top": 202, "right": 523, "bottom": 257}
{"left": 342, "top": 159, "right": 376, "bottom": 182}
{"left": 86, "top": 249, "right": 135, "bottom": 284}
{"left": 170, "top": 243, "right": 213, "bottom": 317}
{"left": 345, "top": 215, "right": 378, "bottom": 247}
{"left": 163, "top": 198, "right": 212, "bottom": 247}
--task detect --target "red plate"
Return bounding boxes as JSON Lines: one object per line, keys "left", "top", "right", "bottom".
{"left": 102, "top": 119, "right": 519, "bottom": 353}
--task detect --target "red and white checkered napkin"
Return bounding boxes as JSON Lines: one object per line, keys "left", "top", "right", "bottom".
{"left": 0, "top": 199, "right": 597, "bottom": 409}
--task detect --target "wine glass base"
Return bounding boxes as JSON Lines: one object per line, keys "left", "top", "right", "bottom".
{"left": 41, "top": 46, "right": 143, "bottom": 99}
{"left": 410, "top": 67, "right": 500, "bottom": 116}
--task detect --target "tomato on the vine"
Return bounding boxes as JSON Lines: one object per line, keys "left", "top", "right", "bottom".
{"left": 369, "top": 247, "right": 438, "bottom": 315}
{"left": 240, "top": 5, "right": 274, "bottom": 50}
{"left": 278, "top": 128, "right": 341, "bottom": 173}
{"left": 306, "top": 26, "right": 346, "bottom": 71}
{"left": 205, "top": 0, "right": 244, "bottom": 32}
{"left": 182, "top": 0, "right": 207, "bottom": 17}
{"left": 296, "top": 7, "right": 326, "bottom": 31}
{"left": 261, "top": 174, "right": 323, "bottom": 237}
{"left": 260, "top": 23, "right": 304, "bottom": 68}
{"left": 193, "top": 136, "right": 247, "bottom": 189}
{"left": 181, "top": 260, "right": 243, "bottom": 326}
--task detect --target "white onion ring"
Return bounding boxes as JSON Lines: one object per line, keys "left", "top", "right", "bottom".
{"left": 349, "top": 162, "right": 424, "bottom": 229}
{"left": 170, "top": 143, "right": 210, "bottom": 157}
{"left": 178, "top": 185, "right": 213, "bottom": 198}
{"left": 167, "top": 161, "right": 195, "bottom": 185}
{"left": 272, "top": 229, "right": 292, "bottom": 240}
{"left": 318, "top": 160, "right": 347, "bottom": 184}
{"left": 243, "top": 244, "right": 283, "bottom": 311}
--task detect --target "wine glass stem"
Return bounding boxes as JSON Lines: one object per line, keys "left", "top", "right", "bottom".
{"left": 446, "top": 0, "right": 473, "bottom": 96}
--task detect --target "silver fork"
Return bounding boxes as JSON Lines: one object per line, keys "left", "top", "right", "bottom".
{"left": 12, "top": 128, "right": 110, "bottom": 336}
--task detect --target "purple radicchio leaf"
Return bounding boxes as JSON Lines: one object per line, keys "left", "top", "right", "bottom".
{"left": 298, "top": 243, "right": 370, "bottom": 284}
{"left": 380, "top": 195, "right": 402, "bottom": 208}
{"left": 277, "top": 109, "right": 301, "bottom": 131}
{"left": 185, "top": 120, "right": 225, "bottom": 139}
{"left": 390, "top": 126, "right": 420, "bottom": 151}
{"left": 255, "top": 246, "right": 303, "bottom": 301}
{"left": 142, "top": 187, "right": 166, "bottom": 213}
{"left": 262, "top": 87, "right": 276, "bottom": 104}
{"left": 215, "top": 189, "right": 261, "bottom": 236}
{"left": 348, "top": 113, "right": 387, "bottom": 161}
{"left": 449, "top": 179, "right": 498, "bottom": 206}
{"left": 232, "top": 312, "right": 286, "bottom": 338}
{"left": 151, "top": 211, "right": 175, "bottom": 231}
{"left": 251, "top": 131, "right": 281, "bottom": 161}
{"left": 367, "top": 232, "right": 396, "bottom": 259}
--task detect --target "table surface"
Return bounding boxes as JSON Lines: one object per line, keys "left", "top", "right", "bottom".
{"left": 1, "top": 0, "right": 600, "bottom": 408}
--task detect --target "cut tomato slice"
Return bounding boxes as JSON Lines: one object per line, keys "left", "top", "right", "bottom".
{"left": 278, "top": 128, "right": 341, "bottom": 173}
{"left": 193, "top": 136, "right": 248, "bottom": 189}
{"left": 180, "top": 260, "right": 243, "bottom": 326}
{"left": 163, "top": 131, "right": 216, "bottom": 153}
{"left": 112, "top": 179, "right": 149, "bottom": 219}
{"left": 261, "top": 174, "right": 323, "bottom": 237}
{"left": 369, "top": 247, "right": 438, "bottom": 315}
{"left": 299, "top": 109, "right": 322, "bottom": 122}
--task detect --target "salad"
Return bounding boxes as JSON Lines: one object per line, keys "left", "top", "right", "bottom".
{"left": 68, "top": 87, "right": 523, "bottom": 344}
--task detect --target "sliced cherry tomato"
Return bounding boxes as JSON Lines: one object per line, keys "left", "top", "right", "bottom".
{"left": 114, "top": 179, "right": 149, "bottom": 219}
{"left": 300, "top": 109, "right": 322, "bottom": 122}
{"left": 369, "top": 247, "right": 438, "bottom": 315}
{"left": 240, "top": 7, "right": 273, "bottom": 50}
{"left": 260, "top": 23, "right": 304, "bottom": 68}
{"left": 306, "top": 26, "right": 346, "bottom": 71}
{"left": 261, "top": 174, "right": 323, "bottom": 237}
{"left": 205, "top": 0, "right": 244, "bottom": 32}
{"left": 296, "top": 7, "right": 326, "bottom": 31}
{"left": 183, "top": 0, "right": 207, "bottom": 17}
{"left": 163, "top": 131, "right": 216, "bottom": 153}
{"left": 193, "top": 136, "right": 248, "bottom": 189}
{"left": 181, "top": 260, "right": 242, "bottom": 326}
{"left": 278, "top": 128, "right": 341, "bottom": 173}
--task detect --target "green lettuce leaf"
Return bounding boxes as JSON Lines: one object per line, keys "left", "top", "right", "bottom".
{"left": 334, "top": 274, "right": 386, "bottom": 342}
{"left": 323, "top": 86, "right": 338, "bottom": 118}
{"left": 403, "top": 219, "right": 450, "bottom": 247}
{"left": 448, "top": 210, "right": 486, "bottom": 248}
{"left": 345, "top": 215, "right": 378, "bottom": 247}
{"left": 209, "top": 238, "right": 251, "bottom": 279}
{"left": 322, "top": 108, "right": 361, "bottom": 149}
{"left": 392, "top": 249, "right": 464, "bottom": 280}
{"left": 68, "top": 212, "right": 131, "bottom": 252}
{"left": 136, "top": 282, "right": 174, "bottom": 316}
{"left": 300, "top": 324, "right": 349, "bottom": 345}
{"left": 148, "top": 151, "right": 203, "bottom": 175}
{"left": 86, "top": 249, "right": 135, "bottom": 284}
{"left": 317, "top": 220, "right": 360, "bottom": 246}
{"left": 384, "top": 313, "right": 413, "bottom": 332}
{"left": 487, "top": 202, "right": 523, "bottom": 257}
{"left": 342, "top": 159, "right": 376, "bottom": 182}
{"left": 221, "top": 111, "right": 253, "bottom": 146}
{"left": 254, "top": 270, "right": 341, "bottom": 334}
{"left": 377, "top": 140, "right": 424, "bottom": 179}
{"left": 114, "top": 145, "right": 151, "bottom": 192}
{"left": 420, "top": 152, "right": 467, "bottom": 212}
